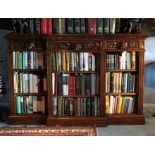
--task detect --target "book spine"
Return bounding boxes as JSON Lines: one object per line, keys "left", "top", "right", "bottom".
{"left": 103, "top": 18, "right": 110, "bottom": 34}
{"left": 16, "top": 96, "right": 21, "bottom": 114}
{"left": 47, "top": 18, "right": 52, "bottom": 35}
{"left": 80, "top": 18, "right": 86, "bottom": 33}
{"left": 53, "top": 18, "right": 60, "bottom": 34}
{"left": 66, "top": 18, "right": 73, "bottom": 33}
{"left": 87, "top": 18, "right": 96, "bottom": 34}
{"left": 109, "top": 18, "right": 116, "bottom": 34}
{"left": 29, "top": 18, "right": 34, "bottom": 34}
{"left": 41, "top": 18, "right": 47, "bottom": 35}
{"left": 97, "top": 18, "right": 103, "bottom": 34}
{"left": 74, "top": 18, "right": 81, "bottom": 33}
{"left": 35, "top": 18, "right": 41, "bottom": 35}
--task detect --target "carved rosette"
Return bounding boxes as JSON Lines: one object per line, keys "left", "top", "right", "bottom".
{"left": 47, "top": 41, "right": 100, "bottom": 51}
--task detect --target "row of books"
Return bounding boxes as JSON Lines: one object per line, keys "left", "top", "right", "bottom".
{"left": 14, "top": 72, "right": 47, "bottom": 93}
{"left": 13, "top": 51, "right": 45, "bottom": 69}
{"left": 106, "top": 95, "right": 135, "bottom": 114}
{"left": 0, "top": 75, "right": 5, "bottom": 93}
{"left": 106, "top": 72, "right": 136, "bottom": 93}
{"left": 106, "top": 51, "right": 136, "bottom": 70}
{"left": 53, "top": 97, "right": 100, "bottom": 116}
{"left": 14, "top": 18, "right": 118, "bottom": 35}
{"left": 52, "top": 73, "right": 98, "bottom": 95}
{"left": 15, "top": 96, "right": 45, "bottom": 114}
{"left": 52, "top": 51, "right": 96, "bottom": 71}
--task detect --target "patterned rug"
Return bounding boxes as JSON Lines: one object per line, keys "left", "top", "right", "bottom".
{"left": 0, "top": 126, "right": 96, "bottom": 136}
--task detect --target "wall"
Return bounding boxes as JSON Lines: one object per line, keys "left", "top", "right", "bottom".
{"left": 0, "top": 30, "right": 11, "bottom": 107}
{"left": 144, "top": 37, "right": 155, "bottom": 103}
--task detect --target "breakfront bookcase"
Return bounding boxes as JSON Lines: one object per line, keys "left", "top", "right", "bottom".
{"left": 6, "top": 33, "right": 145, "bottom": 126}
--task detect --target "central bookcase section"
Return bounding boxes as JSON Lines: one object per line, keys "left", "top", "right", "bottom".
{"left": 44, "top": 35, "right": 107, "bottom": 126}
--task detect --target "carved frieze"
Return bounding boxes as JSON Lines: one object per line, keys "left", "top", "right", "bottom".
{"left": 47, "top": 41, "right": 100, "bottom": 51}
{"left": 10, "top": 41, "right": 43, "bottom": 50}
{"left": 106, "top": 40, "right": 144, "bottom": 49}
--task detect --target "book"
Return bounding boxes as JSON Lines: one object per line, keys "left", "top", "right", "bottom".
{"left": 47, "top": 18, "right": 52, "bottom": 35}
{"left": 87, "top": 18, "right": 96, "bottom": 34}
{"left": 66, "top": 18, "right": 73, "bottom": 33}
{"left": 34, "top": 18, "right": 41, "bottom": 35}
{"left": 74, "top": 18, "right": 81, "bottom": 33}
{"left": 80, "top": 18, "right": 86, "bottom": 33}
{"left": 53, "top": 18, "right": 60, "bottom": 34}
{"left": 59, "top": 18, "right": 66, "bottom": 34}
{"left": 109, "top": 18, "right": 116, "bottom": 34}
{"left": 97, "top": 18, "right": 103, "bottom": 34}
{"left": 41, "top": 18, "right": 47, "bottom": 35}
{"left": 103, "top": 18, "right": 110, "bottom": 34}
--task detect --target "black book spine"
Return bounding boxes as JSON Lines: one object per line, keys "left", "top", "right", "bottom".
{"left": 97, "top": 18, "right": 103, "bottom": 34}
{"left": 103, "top": 18, "right": 110, "bottom": 34}
{"left": 29, "top": 18, "right": 34, "bottom": 34}
{"left": 35, "top": 18, "right": 41, "bottom": 35}
{"left": 85, "top": 74, "right": 91, "bottom": 95}
{"left": 66, "top": 18, "right": 73, "bottom": 33}
{"left": 74, "top": 18, "right": 81, "bottom": 33}
{"left": 80, "top": 18, "right": 86, "bottom": 33}
{"left": 53, "top": 18, "right": 60, "bottom": 34}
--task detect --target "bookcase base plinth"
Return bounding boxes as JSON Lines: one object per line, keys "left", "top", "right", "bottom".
{"left": 107, "top": 114, "right": 145, "bottom": 125}
{"left": 8, "top": 115, "right": 47, "bottom": 125}
{"left": 47, "top": 117, "right": 107, "bottom": 127}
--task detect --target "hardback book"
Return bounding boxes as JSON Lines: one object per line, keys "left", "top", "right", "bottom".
{"left": 74, "top": 18, "right": 81, "bottom": 33}
{"left": 41, "top": 18, "right": 47, "bottom": 35}
{"left": 47, "top": 18, "right": 52, "bottom": 35}
{"left": 97, "top": 18, "right": 103, "bottom": 34}
{"left": 109, "top": 18, "right": 116, "bottom": 34}
{"left": 59, "top": 18, "right": 66, "bottom": 34}
{"left": 34, "top": 18, "right": 41, "bottom": 35}
{"left": 85, "top": 74, "right": 91, "bottom": 95}
{"left": 29, "top": 18, "right": 34, "bottom": 34}
{"left": 103, "top": 18, "right": 110, "bottom": 34}
{"left": 87, "top": 18, "right": 96, "bottom": 34}
{"left": 53, "top": 97, "right": 57, "bottom": 116}
{"left": 53, "top": 18, "right": 60, "bottom": 34}
{"left": 80, "top": 18, "right": 86, "bottom": 33}
{"left": 66, "top": 18, "right": 74, "bottom": 33}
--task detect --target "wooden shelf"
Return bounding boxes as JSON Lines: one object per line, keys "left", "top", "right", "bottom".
{"left": 53, "top": 95, "right": 98, "bottom": 98}
{"left": 13, "top": 69, "right": 46, "bottom": 72}
{"left": 15, "top": 93, "right": 47, "bottom": 96}
{"left": 51, "top": 71, "right": 97, "bottom": 74}
{"left": 106, "top": 69, "right": 137, "bottom": 72}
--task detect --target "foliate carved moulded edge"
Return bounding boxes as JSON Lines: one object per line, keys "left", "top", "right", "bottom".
{"left": 47, "top": 42, "right": 100, "bottom": 51}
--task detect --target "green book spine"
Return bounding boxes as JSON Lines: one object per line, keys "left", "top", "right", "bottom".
{"left": 18, "top": 52, "right": 23, "bottom": 69}
{"left": 16, "top": 96, "right": 21, "bottom": 114}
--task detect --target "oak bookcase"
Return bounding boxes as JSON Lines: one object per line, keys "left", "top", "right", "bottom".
{"left": 6, "top": 33, "right": 146, "bottom": 126}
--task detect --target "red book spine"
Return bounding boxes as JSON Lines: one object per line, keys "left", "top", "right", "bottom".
{"left": 68, "top": 76, "right": 75, "bottom": 95}
{"left": 47, "top": 18, "right": 52, "bottom": 35}
{"left": 41, "top": 18, "right": 47, "bottom": 35}
{"left": 87, "top": 18, "right": 96, "bottom": 34}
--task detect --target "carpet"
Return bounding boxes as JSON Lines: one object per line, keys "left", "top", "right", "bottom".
{"left": 0, "top": 126, "right": 96, "bottom": 136}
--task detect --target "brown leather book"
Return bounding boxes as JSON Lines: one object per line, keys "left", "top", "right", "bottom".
{"left": 87, "top": 18, "right": 96, "bottom": 34}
